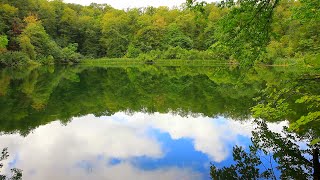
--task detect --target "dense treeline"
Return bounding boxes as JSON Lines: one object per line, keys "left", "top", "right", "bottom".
{"left": 0, "top": 0, "right": 319, "bottom": 66}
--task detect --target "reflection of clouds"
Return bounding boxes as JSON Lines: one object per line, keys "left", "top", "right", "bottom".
{"left": 69, "top": 161, "right": 202, "bottom": 180}
{"left": 1, "top": 115, "right": 166, "bottom": 180}
{"left": 0, "top": 112, "right": 286, "bottom": 179}
{"left": 120, "top": 113, "right": 253, "bottom": 162}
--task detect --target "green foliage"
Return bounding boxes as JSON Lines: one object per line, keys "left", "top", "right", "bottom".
{"left": 252, "top": 120, "right": 313, "bottom": 179}
{"left": 126, "top": 44, "right": 141, "bottom": 58}
{"left": 38, "top": 55, "right": 54, "bottom": 65}
{"left": 251, "top": 73, "right": 320, "bottom": 142}
{"left": 16, "top": 15, "right": 84, "bottom": 64}
{"left": 290, "top": 111, "right": 320, "bottom": 131}
{"left": 0, "top": 0, "right": 318, "bottom": 66}
{"left": 134, "top": 26, "right": 165, "bottom": 53}
{"left": 60, "top": 43, "right": 82, "bottom": 63}
{"left": 251, "top": 87, "right": 295, "bottom": 122}
{"left": 19, "top": 35, "right": 35, "bottom": 60}
{"left": 100, "top": 9, "right": 131, "bottom": 57}
{"left": 289, "top": 94, "right": 320, "bottom": 136}
{"left": 0, "top": 35, "right": 8, "bottom": 49}
{"left": 137, "top": 47, "right": 217, "bottom": 60}
{"left": 0, "top": 3, "right": 18, "bottom": 33}
{"left": 1, "top": 64, "right": 316, "bottom": 135}
{"left": 0, "top": 51, "right": 29, "bottom": 67}
{"left": 0, "top": 65, "right": 279, "bottom": 134}
{"left": 311, "top": 139, "right": 320, "bottom": 146}
{"left": 100, "top": 29, "right": 129, "bottom": 58}
{"left": 19, "top": 16, "right": 62, "bottom": 61}
{"left": 163, "top": 46, "right": 186, "bottom": 59}
{"left": 214, "top": 0, "right": 279, "bottom": 65}
{"left": 165, "top": 24, "right": 193, "bottom": 50}
{"left": 261, "top": 0, "right": 320, "bottom": 66}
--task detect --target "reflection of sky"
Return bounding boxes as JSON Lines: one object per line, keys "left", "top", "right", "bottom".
{"left": 0, "top": 112, "right": 287, "bottom": 180}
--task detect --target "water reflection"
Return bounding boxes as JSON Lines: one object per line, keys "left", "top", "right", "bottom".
{"left": 0, "top": 65, "right": 318, "bottom": 179}
{"left": 1, "top": 112, "right": 288, "bottom": 180}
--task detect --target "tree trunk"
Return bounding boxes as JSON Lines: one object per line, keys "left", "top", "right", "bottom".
{"left": 313, "top": 148, "right": 320, "bottom": 180}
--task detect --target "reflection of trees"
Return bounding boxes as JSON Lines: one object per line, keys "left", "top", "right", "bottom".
{"left": 211, "top": 72, "right": 320, "bottom": 179}
{"left": 0, "top": 65, "right": 265, "bottom": 135}
{"left": 211, "top": 120, "right": 320, "bottom": 180}
{"left": 0, "top": 65, "right": 317, "bottom": 137}
{"left": 0, "top": 148, "right": 22, "bottom": 180}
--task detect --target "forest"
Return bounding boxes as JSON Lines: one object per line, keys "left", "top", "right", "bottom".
{"left": 0, "top": 0, "right": 319, "bottom": 67}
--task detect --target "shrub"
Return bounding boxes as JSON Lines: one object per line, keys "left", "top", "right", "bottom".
{"left": 60, "top": 43, "right": 82, "bottom": 63}
{"left": 163, "top": 46, "right": 186, "bottom": 59}
{"left": 137, "top": 50, "right": 159, "bottom": 61}
{"left": 126, "top": 44, "right": 141, "bottom": 58}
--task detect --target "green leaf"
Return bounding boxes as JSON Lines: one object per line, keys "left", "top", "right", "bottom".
{"left": 310, "top": 138, "right": 320, "bottom": 146}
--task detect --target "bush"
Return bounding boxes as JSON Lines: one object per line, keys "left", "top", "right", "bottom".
{"left": 163, "top": 46, "right": 186, "bottom": 59}
{"left": 0, "top": 51, "right": 29, "bottom": 67}
{"left": 183, "top": 49, "right": 201, "bottom": 60}
{"left": 137, "top": 50, "right": 161, "bottom": 61}
{"left": 126, "top": 44, "right": 141, "bottom": 58}
{"left": 60, "top": 43, "right": 82, "bottom": 63}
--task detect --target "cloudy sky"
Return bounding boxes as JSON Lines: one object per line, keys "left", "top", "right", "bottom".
{"left": 63, "top": 0, "right": 217, "bottom": 9}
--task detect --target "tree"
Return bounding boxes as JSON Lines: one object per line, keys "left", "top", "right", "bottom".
{"left": 292, "top": 0, "right": 320, "bottom": 57}
{"left": 100, "top": 28, "right": 129, "bottom": 58}
{"left": 165, "top": 24, "right": 193, "bottom": 49}
{"left": 0, "top": 4, "right": 18, "bottom": 34}
{"left": 19, "top": 15, "right": 62, "bottom": 61}
{"left": 76, "top": 14, "right": 103, "bottom": 57}
{"left": 60, "top": 43, "right": 82, "bottom": 63}
{"left": 134, "top": 26, "right": 165, "bottom": 53}
{"left": 58, "top": 7, "right": 78, "bottom": 47}
{"left": 100, "top": 9, "right": 131, "bottom": 57}
{"left": 187, "top": 0, "right": 281, "bottom": 64}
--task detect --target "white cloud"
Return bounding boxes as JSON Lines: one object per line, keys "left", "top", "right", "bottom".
{"left": 0, "top": 112, "right": 287, "bottom": 180}
{"left": 62, "top": 0, "right": 217, "bottom": 9}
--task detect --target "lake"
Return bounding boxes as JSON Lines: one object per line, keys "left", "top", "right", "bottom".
{"left": 0, "top": 64, "right": 319, "bottom": 179}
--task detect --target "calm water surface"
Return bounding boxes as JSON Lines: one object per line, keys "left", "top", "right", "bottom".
{"left": 0, "top": 65, "right": 313, "bottom": 179}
